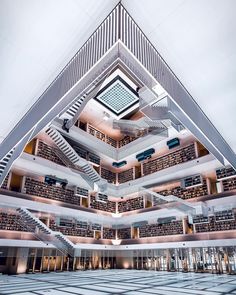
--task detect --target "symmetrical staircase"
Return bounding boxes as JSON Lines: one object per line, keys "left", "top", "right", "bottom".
{"left": 16, "top": 208, "right": 76, "bottom": 257}
{"left": 46, "top": 127, "right": 107, "bottom": 191}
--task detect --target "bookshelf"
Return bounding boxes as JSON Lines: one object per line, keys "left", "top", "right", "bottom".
{"left": 216, "top": 166, "right": 236, "bottom": 180}
{"left": 24, "top": 178, "right": 80, "bottom": 206}
{"left": 192, "top": 215, "right": 209, "bottom": 224}
{"left": 36, "top": 141, "right": 65, "bottom": 166}
{"left": 142, "top": 143, "right": 196, "bottom": 176}
{"left": 139, "top": 221, "right": 183, "bottom": 238}
{"left": 88, "top": 152, "right": 100, "bottom": 166}
{"left": 90, "top": 195, "right": 116, "bottom": 213}
{"left": 182, "top": 174, "right": 203, "bottom": 188}
{"left": 88, "top": 125, "right": 106, "bottom": 142}
{"left": 156, "top": 180, "right": 208, "bottom": 201}
{"left": 118, "top": 168, "right": 134, "bottom": 184}
{"left": 117, "top": 228, "right": 131, "bottom": 239}
{"left": 49, "top": 219, "right": 94, "bottom": 238}
{"left": 106, "top": 136, "right": 117, "bottom": 148}
{"left": 103, "top": 227, "right": 116, "bottom": 239}
{"left": 101, "top": 167, "right": 116, "bottom": 184}
{"left": 215, "top": 210, "right": 234, "bottom": 222}
{"left": 222, "top": 177, "right": 236, "bottom": 192}
{"left": 118, "top": 196, "right": 144, "bottom": 213}
{"left": 0, "top": 212, "right": 28, "bottom": 232}
{"left": 195, "top": 211, "right": 236, "bottom": 233}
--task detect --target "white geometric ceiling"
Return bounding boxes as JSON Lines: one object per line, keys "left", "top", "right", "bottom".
{"left": 1, "top": 0, "right": 236, "bottom": 156}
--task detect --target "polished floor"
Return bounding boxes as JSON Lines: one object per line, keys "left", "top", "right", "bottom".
{"left": 0, "top": 270, "right": 236, "bottom": 295}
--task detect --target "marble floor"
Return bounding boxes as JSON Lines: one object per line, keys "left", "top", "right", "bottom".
{"left": 0, "top": 270, "right": 236, "bottom": 295}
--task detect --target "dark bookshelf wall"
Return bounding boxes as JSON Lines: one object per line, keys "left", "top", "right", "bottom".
{"left": 90, "top": 195, "right": 116, "bottom": 213}
{"left": 139, "top": 221, "right": 183, "bottom": 238}
{"left": 0, "top": 212, "right": 28, "bottom": 232}
{"left": 118, "top": 196, "right": 144, "bottom": 213}
{"left": 118, "top": 168, "right": 134, "bottom": 184}
{"left": 156, "top": 180, "right": 208, "bottom": 201}
{"left": 117, "top": 228, "right": 131, "bottom": 239}
{"left": 49, "top": 219, "right": 94, "bottom": 238}
{"left": 36, "top": 140, "right": 65, "bottom": 166}
{"left": 103, "top": 227, "right": 116, "bottom": 239}
{"left": 118, "top": 135, "right": 137, "bottom": 148}
{"left": 195, "top": 211, "right": 236, "bottom": 233}
{"left": 24, "top": 178, "right": 80, "bottom": 206}
{"left": 216, "top": 167, "right": 236, "bottom": 180}
{"left": 222, "top": 177, "right": 236, "bottom": 192}
{"left": 142, "top": 143, "right": 196, "bottom": 176}
{"left": 101, "top": 167, "right": 116, "bottom": 184}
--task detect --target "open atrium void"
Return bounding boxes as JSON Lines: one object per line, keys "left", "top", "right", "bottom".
{"left": 0, "top": 0, "right": 236, "bottom": 294}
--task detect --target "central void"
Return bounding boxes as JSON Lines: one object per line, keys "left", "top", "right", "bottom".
{"left": 1, "top": 270, "right": 235, "bottom": 294}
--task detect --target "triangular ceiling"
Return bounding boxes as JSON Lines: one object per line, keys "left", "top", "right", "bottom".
{"left": 0, "top": 1, "right": 236, "bottom": 171}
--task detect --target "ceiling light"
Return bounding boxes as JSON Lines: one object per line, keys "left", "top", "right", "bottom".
{"left": 111, "top": 239, "right": 121, "bottom": 245}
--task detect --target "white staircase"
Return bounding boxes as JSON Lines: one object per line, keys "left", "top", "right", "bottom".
{"left": 66, "top": 96, "right": 86, "bottom": 118}
{"left": 0, "top": 149, "right": 14, "bottom": 186}
{"left": 16, "top": 208, "right": 76, "bottom": 256}
{"left": 46, "top": 127, "right": 107, "bottom": 190}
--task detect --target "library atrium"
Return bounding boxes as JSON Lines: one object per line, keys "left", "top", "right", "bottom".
{"left": 0, "top": 0, "right": 236, "bottom": 294}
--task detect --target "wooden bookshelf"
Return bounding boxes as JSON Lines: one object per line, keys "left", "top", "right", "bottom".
{"left": 195, "top": 211, "right": 236, "bottom": 233}
{"left": 103, "top": 227, "right": 116, "bottom": 239}
{"left": 101, "top": 167, "right": 116, "bottom": 184}
{"left": 216, "top": 166, "right": 236, "bottom": 180}
{"left": 222, "top": 177, "right": 236, "bottom": 192}
{"left": 118, "top": 135, "right": 137, "bottom": 148}
{"left": 142, "top": 143, "right": 196, "bottom": 176}
{"left": 118, "top": 196, "right": 144, "bottom": 212}
{"left": 117, "top": 228, "right": 131, "bottom": 239}
{"left": 156, "top": 180, "right": 208, "bottom": 201}
{"left": 24, "top": 178, "right": 80, "bottom": 206}
{"left": 90, "top": 195, "right": 116, "bottom": 213}
{"left": 49, "top": 219, "right": 94, "bottom": 238}
{"left": 139, "top": 221, "right": 183, "bottom": 238}
{"left": 118, "top": 168, "right": 134, "bottom": 184}
{"left": 106, "top": 136, "right": 117, "bottom": 148}
{"left": 0, "top": 212, "right": 28, "bottom": 232}
{"left": 36, "top": 141, "right": 65, "bottom": 166}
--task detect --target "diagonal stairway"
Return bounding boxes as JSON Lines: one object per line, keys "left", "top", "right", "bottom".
{"left": 46, "top": 127, "right": 107, "bottom": 191}
{"left": 16, "top": 208, "right": 76, "bottom": 257}
{"left": 0, "top": 149, "right": 15, "bottom": 186}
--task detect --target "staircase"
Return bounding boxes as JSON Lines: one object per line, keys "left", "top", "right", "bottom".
{"left": 0, "top": 149, "right": 14, "bottom": 186}
{"left": 113, "top": 117, "right": 168, "bottom": 137}
{"left": 46, "top": 127, "right": 107, "bottom": 190}
{"left": 66, "top": 96, "right": 86, "bottom": 118}
{"left": 16, "top": 208, "right": 75, "bottom": 256}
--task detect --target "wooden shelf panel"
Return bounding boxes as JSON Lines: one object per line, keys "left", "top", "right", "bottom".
{"left": 139, "top": 221, "right": 183, "bottom": 238}
{"left": 24, "top": 178, "right": 80, "bottom": 206}
{"left": 118, "top": 196, "right": 144, "bottom": 213}
{"left": 90, "top": 195, "right": 116, "bottom": 213}
{"left": 143, "top": 143, "right": 196, "bottom": 176}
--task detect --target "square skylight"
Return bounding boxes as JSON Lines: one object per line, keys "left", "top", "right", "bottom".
{"left": 95, "top": 76, "right": 139, "bottom": 116}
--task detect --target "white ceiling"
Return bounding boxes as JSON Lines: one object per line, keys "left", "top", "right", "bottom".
{"left": 0, "top": 0, "right": 118, "bottom": 142}
{"left": 122, "top": 0, "right": 236, "bottom": 154}
{"left": 1, "top": 0, "right": 236, "bottom": 156}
